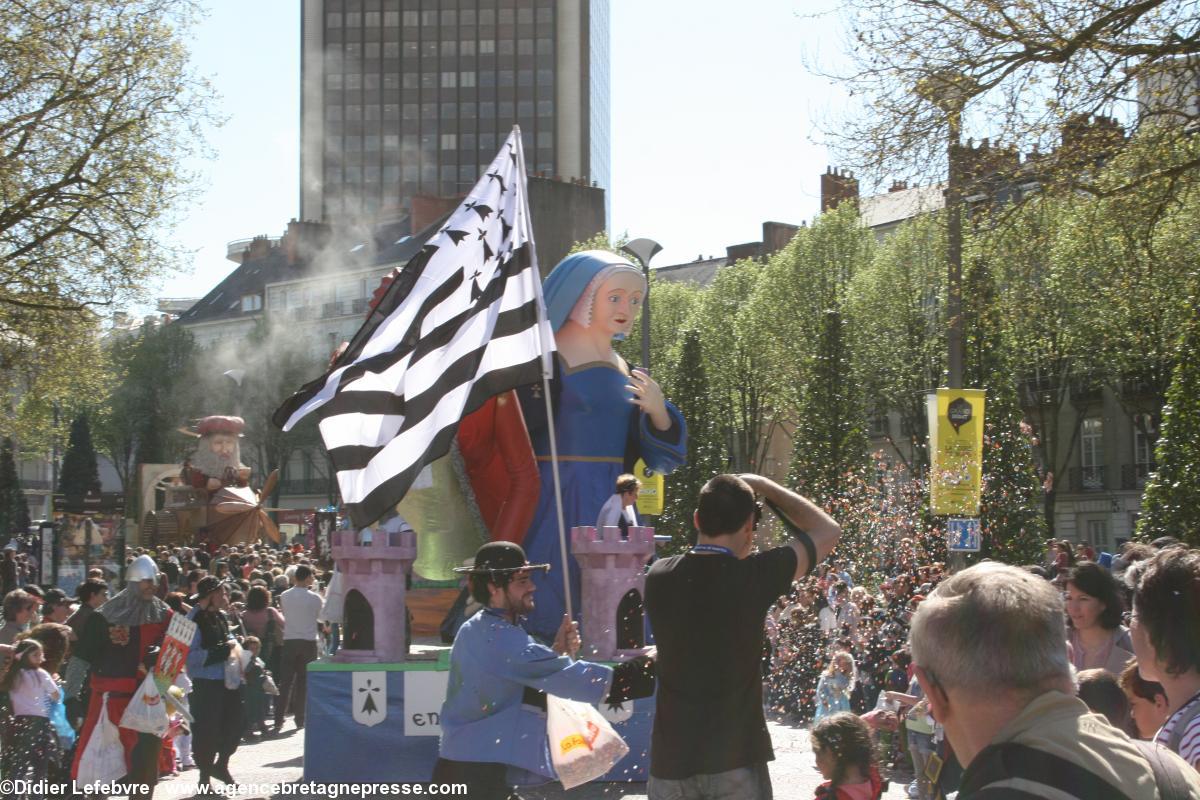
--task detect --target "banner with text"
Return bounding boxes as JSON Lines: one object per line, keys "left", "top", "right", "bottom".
{"left": 929, "top": 388, "right": 986, "bottom": 517}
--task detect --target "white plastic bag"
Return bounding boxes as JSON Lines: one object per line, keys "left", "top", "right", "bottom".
{"left": 77, "top": 694, "right": 130, "bottom": 786}
{"left": 546, "top": 695, "right": 629, "bottom": 790}
{"left": 224, "top": 643, "right": 245, "bottom": 690}
{"left": 119, "top": 672, "right": 170, "bottom": 736}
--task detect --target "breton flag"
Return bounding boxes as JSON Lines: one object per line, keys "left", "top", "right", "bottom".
{"left": 272, "top": 128, "right": 554, "bottom": 527}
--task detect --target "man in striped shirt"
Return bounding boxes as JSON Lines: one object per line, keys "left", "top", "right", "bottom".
{"left": 1128, "top": 546, "right": 1200, "bottom": 770}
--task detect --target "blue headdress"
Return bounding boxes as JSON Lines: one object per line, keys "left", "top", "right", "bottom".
{"left": 542, "top": 250, "right": 644, "bottom": 332}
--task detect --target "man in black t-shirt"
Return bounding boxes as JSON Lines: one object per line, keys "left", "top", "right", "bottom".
{"left": 645, "top": 473, "right": 842, "bottom": 799}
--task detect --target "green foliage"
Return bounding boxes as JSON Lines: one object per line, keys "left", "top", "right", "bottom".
{"left": 94, "top": 322, "right": 199, "bottom": 494}
{"left": 1137, "top": 302, "right": 1200, "bottom": 546}
{"left": 656, "top": 330, "right": 725, "bottom": 552}
{"left": 846, "top": 213, "right": 946, "bottom": 471}
{"left": 962, "top": 251, "right": 1047, "bottom": 564}
{"left": 58, "top": 414, "right": 100, "bottom": 499}
{"left": 686, "top": 260, "right": 775, "bottom": 471}
{"left": 0, "top": 438, "right": 30, "bottom": 537}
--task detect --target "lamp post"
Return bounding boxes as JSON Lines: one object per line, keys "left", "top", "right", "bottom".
{"left": 917, "top": 71, "right": 978, "bottom": 390}
{"left": 918, "top": 71, "right": 979, "bottom": 572}
{"left": 620, "top": 238, "right": 663, "bottom": 371}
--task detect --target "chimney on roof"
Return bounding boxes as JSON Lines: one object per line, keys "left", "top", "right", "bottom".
{"left": 246, "top": 235, "right": 272, "bottom": 263}
{"left": 820, "top": 167, "right": 859, "bottom": 212}
{"left": 889, "top": 180, "right": 909, "bottom": 193}
{"left": 283, "top": 219, "right": 332, "bottom": 265}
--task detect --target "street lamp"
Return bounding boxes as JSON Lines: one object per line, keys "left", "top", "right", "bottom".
{"left": 917, "top": 71, "right": 979, "bottom": 390}
{"left": 620, "top": 238, "right": 663, "bottom": 371}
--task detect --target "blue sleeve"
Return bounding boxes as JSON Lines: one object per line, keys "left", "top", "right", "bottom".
{"left": 490, "top": 630, "right": 613, "bottom": 704}
{"left": 638, "top": 400, "right": 687, "bottom": 474}
{"left": 185, "top": 617, "right": 205, "bottom": 674}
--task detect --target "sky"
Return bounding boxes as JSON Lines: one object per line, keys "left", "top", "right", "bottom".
{"left": 158, "top": 2, "right": 849, "bottom": 304}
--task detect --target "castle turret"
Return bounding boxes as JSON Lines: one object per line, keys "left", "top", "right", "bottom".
{"left": 330, "top": 519, "right": 417, "bottom": 663}
{"left": 570, "top": 525, "right": 655, "bottom": 661}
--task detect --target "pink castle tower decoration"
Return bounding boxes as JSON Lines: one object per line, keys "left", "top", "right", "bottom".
{"left": 570, "top": 525, "right": 655, "bottom": 661}
{"left": 330, "top": 518, "right": 417, "bottom": 663}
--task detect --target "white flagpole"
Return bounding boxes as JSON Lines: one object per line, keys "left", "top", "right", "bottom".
{"left": 511, "top": 126, "right": 573, "bottom": 622}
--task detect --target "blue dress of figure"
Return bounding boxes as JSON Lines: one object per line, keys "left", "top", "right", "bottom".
{"left": 517, "top": 251, "right": 688, "bottom": 641}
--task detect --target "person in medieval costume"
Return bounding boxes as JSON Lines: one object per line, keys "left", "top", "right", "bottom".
{"left": 70, "top": 555, "right": 173, "bottom": 798}
{"left": 187, "top": 416, "right": 251, "bottom": 494}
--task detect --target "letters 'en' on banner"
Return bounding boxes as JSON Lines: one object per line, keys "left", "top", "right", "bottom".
{"left": 928, "top": 388, "right": 986, "bottom": 517}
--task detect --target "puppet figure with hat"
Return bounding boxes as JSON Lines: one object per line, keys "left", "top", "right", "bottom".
{"left": 165, "top": 415, "right": 282, "bottom": 548}
{"left": 184, "top": 416, "right": 252, "bottom": 494}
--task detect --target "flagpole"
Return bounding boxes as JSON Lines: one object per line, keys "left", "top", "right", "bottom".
{"left": 512, "top": 126, "right": 573, "bottom": 623}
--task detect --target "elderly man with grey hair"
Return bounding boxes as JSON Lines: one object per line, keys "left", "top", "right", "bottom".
{"left": 909, "top": 562, "right": 1199, "bottom": 799}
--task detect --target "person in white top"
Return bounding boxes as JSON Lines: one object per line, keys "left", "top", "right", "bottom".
{"left": 0, "top": 638, "right": 62, "bottom": 784}
{"left": 595, "top": 474, "right": 640, "bottom": 538}
{"left": 273, "top": 564, "right": 324, "bottom": 733}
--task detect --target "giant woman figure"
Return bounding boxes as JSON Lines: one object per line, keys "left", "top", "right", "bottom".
{"left": 519, "top": 250, "right": 687, "bottom": 640}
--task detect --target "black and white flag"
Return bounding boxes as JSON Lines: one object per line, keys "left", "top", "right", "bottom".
{"left": 272, "top": 129, "right": 554, "bottom": 527}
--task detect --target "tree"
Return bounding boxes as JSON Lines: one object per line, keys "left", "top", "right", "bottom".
{"left": 656, "top": 329, "right": 725, "bottom": 552}
{"left": 846, "top": 212, "right": 947, "bottom": 473}
{"left": 962, "top": 247, "right": 1047, "bottom": 564}
{"left": 787, "top": 308, "right": 868, "bottom": 505}
{"left": 828, "top": 0, "right": 1200, "bottom": 200}
{"left": 1137, "top": 300, "right": 1200, "bottom": 546}
{"left": 94, "top": 322, "right": 199, "bottom": 494}
{"left": 0, "top": 0, "right": 213, "bottom": 317}
{"left": 688, "top": 260, "right": 776, "bottom": 472}
{"left": 0, "top": 438, "right": 30, "bottom": 537}
{"left": 58, "top": 414, "right": 101, "bottom": 499}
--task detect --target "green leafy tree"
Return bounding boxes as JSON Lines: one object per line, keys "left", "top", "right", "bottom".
{"left": 58, "top": 414, "right": 101, "bottom": 499}
{"left": 846, "top": 213, "right": 947, "bottom": 473}
{"left": 688, "top": 260, "right": 776, "bottom": 472}
{"left": 95, "top": 322, "right": 199, "bottom": 496}
{"left": 787, "top": 308, "right": 868, "bottom": 505}
{"left": 0, "top": 438, "right": 30, "bottom": 537}
{"left": 1137, "top": 300, "right": 1200, "bottom": 546}
{"left": 656, "top": 330, "right": 726, "bottom": 552}
{"left": 962, "top": 250, "right": 1047, "bottom": 564}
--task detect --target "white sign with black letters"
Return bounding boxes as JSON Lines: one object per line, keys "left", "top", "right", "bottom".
{"left": 403, "top": 671, "right": 449, "bottom": 736}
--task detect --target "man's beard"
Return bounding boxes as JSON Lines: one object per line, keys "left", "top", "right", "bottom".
{"left": 191, "top": 439, "right": 246, "bottom": 480}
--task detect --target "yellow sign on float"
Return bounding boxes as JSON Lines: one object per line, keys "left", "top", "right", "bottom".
{"left": 929, "top": 388, "right": 986, "bottom": 516}
{"left": 634, "top": 459, "right": 664, "bottom": 516}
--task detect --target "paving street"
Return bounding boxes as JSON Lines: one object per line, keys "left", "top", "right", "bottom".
{"left": 138, "top": 719, "right": 907, "bottom": 799}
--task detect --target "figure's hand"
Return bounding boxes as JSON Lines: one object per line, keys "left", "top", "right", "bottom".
{"left": 206, "top": 477, "right": 222, "bottom": 492}
{"left": 552, "top": 614, "right": 580, "bottom": 658}
{"left": 627, "top": 369, "right": 670, "bottom": 431}
{"left": 642, "top": 646, "right": 657, "bottom": 662}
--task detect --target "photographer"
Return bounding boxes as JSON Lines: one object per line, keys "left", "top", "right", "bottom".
{"left": 645, "top": 473, "right": 842, "bottom": 799}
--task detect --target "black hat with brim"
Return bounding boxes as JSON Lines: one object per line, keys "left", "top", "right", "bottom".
{"left": 188, "top": 575, "right": 225, "bottom": 605}
{"left": 453, "top": 541, "right": 550, "bottom": 575}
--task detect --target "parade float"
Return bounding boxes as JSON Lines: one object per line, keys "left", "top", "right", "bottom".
{"left": 139, "top": 415, "right": 282, "bottom": 548}
{"left": 301, "top": 251, "right": 686, "bottom": 786}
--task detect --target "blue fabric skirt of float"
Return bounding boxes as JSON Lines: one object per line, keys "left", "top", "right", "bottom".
{"left": 520, "top": 360, "right": 686, "bottom": 641}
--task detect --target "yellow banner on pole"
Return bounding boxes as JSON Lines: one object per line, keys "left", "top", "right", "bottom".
{"left": 930, "top": 388, "right": 986, "bottom": 516}
{"left": 634, "top": 459, "right": 664, "bottom": 516}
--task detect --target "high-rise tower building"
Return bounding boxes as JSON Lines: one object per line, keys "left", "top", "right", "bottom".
{"left": 300, "top": 0, "right": 610, "bottom": 226}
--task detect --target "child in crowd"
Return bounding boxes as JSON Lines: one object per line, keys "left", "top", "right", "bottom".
{"left": 241, "top": 636, "right": 272, "bottom": 740}
{"left": 0, "top": 639, "right": 62, "bottom": 789}
{"left": 811, "top": 712, "right": 883, "bottom": 800}
{"left": 1120, "top": 660, "right": 1172, "bottom": 740}
{"left": 815, "top": 650, "right": 856, "bottom": 722}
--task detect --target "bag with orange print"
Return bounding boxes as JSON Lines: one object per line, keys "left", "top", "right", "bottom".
{"left": 546, "top": 694, "right": 629, "bottom": 789}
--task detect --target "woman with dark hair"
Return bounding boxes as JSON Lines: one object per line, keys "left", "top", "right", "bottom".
{"left": 810, "top": 712, "right": 883, "bottom": 799}
{"left": 240, "top": 586, "right": 284, "bottom": 676}
{"left": 1065, "top": 561, "right": 1133, "bottom": 674}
